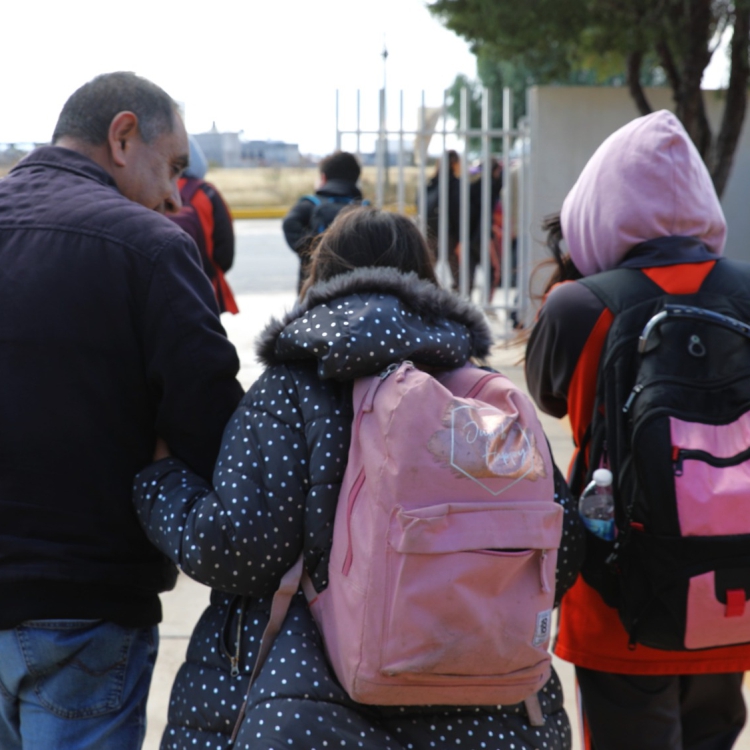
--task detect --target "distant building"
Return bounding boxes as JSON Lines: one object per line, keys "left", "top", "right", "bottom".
{"left": 359, "top": 137, "right": 415, "bottom": 167}
{"left": 192, "top": 124, "right": 243, "bottom": 168}
{"left": 190, "top": 126, "right": 304, "bottom": 168}
{"left": 241, "top": 139, "right": 302, "bottom": 167}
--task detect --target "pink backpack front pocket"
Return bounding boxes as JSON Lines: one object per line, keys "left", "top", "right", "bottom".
{"left": 671, "top": 415, "right": 750, "bottom": 536}
{"left": 348, "top": 500, "right": 562, "bottom": 705}
{"left": 685, "top": 570, "right": 750, "bottom": 649}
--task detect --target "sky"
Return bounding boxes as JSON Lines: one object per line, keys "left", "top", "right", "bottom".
{"left": 1, "top": 0, "right": 477, "bottom": 157}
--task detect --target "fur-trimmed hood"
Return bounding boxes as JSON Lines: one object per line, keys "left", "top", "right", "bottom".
{"left": 256, "top": 267, "right": 493, "bottom": 381}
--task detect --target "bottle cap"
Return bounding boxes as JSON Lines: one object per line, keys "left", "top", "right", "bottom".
{"left": 593, "top": 468, "right": 613, "bottom": 486}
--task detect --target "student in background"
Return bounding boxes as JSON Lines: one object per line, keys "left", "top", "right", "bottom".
{"left": 423, "top": 149, "right": 461, "bottom": 285}
{"left": 168, "top": 135, "right": 238, "bottom": 314}
{"left": 282, "top": 150, "right": 364, "bottom": 292}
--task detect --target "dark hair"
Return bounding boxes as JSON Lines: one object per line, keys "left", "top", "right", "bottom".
{"left": 536, "top": 212, "right": 582, "bottom": 294}
{"left": 514, "top": 212, "right": 583, "bottom": 353}
{"left": 52, "top": 71, "right": 178, "bottom": 146}
{"left": 301, "top": 206, "right": 437, "bottom": 296}
{"left": 319, "top": 151, "right": 361, "bottom": 183}
{"left": 430, "top": 149, "right": 459, "bottom": 180}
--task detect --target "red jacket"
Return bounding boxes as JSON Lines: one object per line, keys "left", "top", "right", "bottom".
{"left": 172, "top": 177, "right": 238, "bottom": 314}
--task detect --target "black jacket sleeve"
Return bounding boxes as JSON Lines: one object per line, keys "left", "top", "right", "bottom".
{"left": 134, "top": 374, "right": 308, "bottom": 597}
{"left": 204, "top": 183, "right": 235, "bottom": 272}
{"left": 525, "top": 280, "right": 603, "bottom": 419}
{"left": 133, "top": 361, "right": 354, "bottom": 597}
{"left": 133, "top": 365, "right": 310, "bottom": 596}
{"left": 282, "top": 198, "right": 316, "bottom": 254}
{"left": 141, "top": 234, "right": 244, "bottom": 480}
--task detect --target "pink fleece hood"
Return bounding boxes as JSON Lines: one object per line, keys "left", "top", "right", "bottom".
{"left": 560, "top": 109, "right": 726, "bottom": 277}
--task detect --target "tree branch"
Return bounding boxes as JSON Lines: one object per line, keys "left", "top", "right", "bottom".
{"left": 710, "top": 6, "right": 750, "bottom": 196}
{"left": 674, "top": 0, "right": 713, "bottom": 157}
{"left": 626, "top": 51, "right": 653, "bottom": 115}
{"left": 655, "top": 36, "right": 682, "bottom": 91}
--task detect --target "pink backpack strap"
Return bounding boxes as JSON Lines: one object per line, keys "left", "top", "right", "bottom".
{"left": 437, "top": 364, "right": 498, "bottom": 398}
{"left": 524, "top": 693, "right": 544, "bottom": 726}
{"left": 229, "top": 553, "right": 304, "bottom": 745}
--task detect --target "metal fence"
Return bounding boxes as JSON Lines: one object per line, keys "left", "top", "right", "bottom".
{"left": 335, "top": 87, "right": 531, "bottom": 339}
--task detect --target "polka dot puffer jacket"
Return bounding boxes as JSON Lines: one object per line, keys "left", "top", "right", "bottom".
{"left": 133, "top": 267, "right": 583, "bottom": 750}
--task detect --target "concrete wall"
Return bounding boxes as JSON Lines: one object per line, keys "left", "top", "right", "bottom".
{"left": 526, "top": 86, "right": 750, "bottom": 301}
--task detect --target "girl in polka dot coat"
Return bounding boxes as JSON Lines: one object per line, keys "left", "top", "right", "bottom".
{"left": 133, "top": 207, "right": 584, "bottom": 750}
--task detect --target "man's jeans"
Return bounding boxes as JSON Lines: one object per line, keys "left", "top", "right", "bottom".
{"left": 0, "top": 620, "right": 158, "bottom": 750}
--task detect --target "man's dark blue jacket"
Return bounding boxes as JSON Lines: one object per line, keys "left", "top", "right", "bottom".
{"left": 0, "top": 147, "right": 243, "bottom": 628}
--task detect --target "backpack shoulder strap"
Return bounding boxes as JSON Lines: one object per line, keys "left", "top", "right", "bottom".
{"left": 436, "top": 364, "right": 498, "bottom": 398}
{"left": 579, "top": 267, "right": 664, "bottom": 314}
{"left": 302, "top": 194, "right": 322, "bottom": 206}
{"left": 701, "top": 257, "right": 750, "bottom": 296}
{"left": 582, "top": 258, "right": 750, "bottom": 313}
{"left": 179, "top": 176, "right": 203, "bottom": 205}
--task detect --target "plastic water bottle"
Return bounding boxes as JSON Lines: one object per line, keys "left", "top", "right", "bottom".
{"left": 579, "top": 468, "right": 615, "bottom": 541}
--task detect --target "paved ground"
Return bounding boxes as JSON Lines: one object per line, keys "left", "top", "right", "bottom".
{"left": 143, "top": 288, "right": 750, "bottom": 750}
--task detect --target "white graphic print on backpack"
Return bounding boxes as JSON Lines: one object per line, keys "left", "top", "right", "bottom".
{"left": 307, "top": 361, "right": 563, "bottom": 707}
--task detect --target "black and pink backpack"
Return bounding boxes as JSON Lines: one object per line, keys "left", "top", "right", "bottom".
{"left": 578, "top": 258, "right": 750, "bottom": 651}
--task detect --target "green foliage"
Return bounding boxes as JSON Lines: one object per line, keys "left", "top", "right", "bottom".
{"left": 429, "top": 0, "right": 594, "bottom": 80}
{"left": 432, "top": 0, "right": 723, "bottom": 139}
{"left": 427, "top": 0, "right": 723, "bottom": 92}
{"left": 430, "top": 0, "right": 750, "bottom": 196}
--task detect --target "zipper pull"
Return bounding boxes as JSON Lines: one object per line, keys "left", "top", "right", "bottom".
{"left": 363, "top": 362, "right": 412, "bottom": 412}
{"left": 605, "top": 539, "right": 621, "bottom": 568}
{"left": 622, "top": 384, "right": 644, "bottom": 414}
{"left": 671, "top": 445, "right": 684, "bottom": 476}
{"left": 230, "top": 601, "right": 244, "bottom": 677}
{"left": 379, "top": 362, "right": 400, "bottom": 380}
{"left": 362, "top": 374, "right": 386, "bottom": 413}
{"left": 380, "top": 360, "right": 413, "bottom": 380}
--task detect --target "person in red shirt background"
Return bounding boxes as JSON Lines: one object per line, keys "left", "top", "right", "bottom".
{"left": 168, "top": 134, "right": 238, "bottom": 314}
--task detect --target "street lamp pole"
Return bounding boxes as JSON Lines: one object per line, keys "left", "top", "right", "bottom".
{"left": 382, "top": 38, "right": 389, "bottom": 191}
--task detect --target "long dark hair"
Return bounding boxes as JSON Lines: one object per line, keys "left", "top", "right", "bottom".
{"left": 513, "top": 212, "right": 583, "bottom": 354}
{"left": 301, "top": 206, "right": 438, "bottom": 297}
{"left": 428, "top": 149, "right": 459, "bottom": 186}
{"left": 535, "top": 212, "right": 582, "bottom": 296}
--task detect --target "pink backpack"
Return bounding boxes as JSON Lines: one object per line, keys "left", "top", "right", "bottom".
{"left": 233, "top": 362, "right": 562, "bottom": 741}
{"left": 307, "top": 361, "right": 561, "bottom": 707}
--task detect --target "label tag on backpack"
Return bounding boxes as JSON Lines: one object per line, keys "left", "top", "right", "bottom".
{"left": 532, "top": 609, "right": 552, "bottom": 648}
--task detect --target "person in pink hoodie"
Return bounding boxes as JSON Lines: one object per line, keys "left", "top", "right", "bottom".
{"left": 525, "top": 110, "right": 750, "bottom": 749}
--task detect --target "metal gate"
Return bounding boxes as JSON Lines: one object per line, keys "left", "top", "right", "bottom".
{"left": 335, "top": 87, "right": 531, "bottom": 339}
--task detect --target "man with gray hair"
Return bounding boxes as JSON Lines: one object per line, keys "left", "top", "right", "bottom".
{"left": 0, "top": 71, "right": 243, "bottom": 749}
